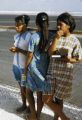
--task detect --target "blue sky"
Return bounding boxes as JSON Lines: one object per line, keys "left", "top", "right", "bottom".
{"left": 0, "top": 0, "right": 82, "bottom": 15}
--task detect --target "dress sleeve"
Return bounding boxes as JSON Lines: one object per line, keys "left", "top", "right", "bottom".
{"left": 72, "top": 39, "right": 82, "bottom": 60}
{"left": 28, "top": 36, "right": 35, "bottom": 52}
{"left": 28, "top": 33, "right": 40, "bottom": 52}
{"left": 14, "top": 34, "right": 19, "bottom": 46}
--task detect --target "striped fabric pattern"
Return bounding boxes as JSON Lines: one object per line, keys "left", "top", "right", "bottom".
{"left": 44, "top": 34, "right": 82, "bottom": 100}
{"left": 45, "top": 58, "right": 73, "bottom": 99}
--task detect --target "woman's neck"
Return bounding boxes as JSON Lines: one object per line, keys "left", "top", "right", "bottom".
{"left": 64, "top": 32, "right": 71, "bottom": 37}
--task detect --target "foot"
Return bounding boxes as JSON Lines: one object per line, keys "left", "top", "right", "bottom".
{"left": 61, "top": 117, "right": 70, "bottom": 120}
{"left": 53, "top": 116, "right": 59, "bottom": 120}
{"left": 16, "top": 105, "right": 30, "bottom": 113}
{"left": 53, "top": 115, "right": 61, "bottom": 120}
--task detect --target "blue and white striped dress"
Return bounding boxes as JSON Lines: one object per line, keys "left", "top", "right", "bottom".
{"left": 12, "top": 31, "right": 31, "bottom": 85}
{"left": 26, "top": 32, "right": 53, "bottom": 92}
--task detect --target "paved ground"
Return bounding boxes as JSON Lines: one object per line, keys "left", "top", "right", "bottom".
{"left": 0, "top": 30, "right": 82, "bottom": 120}
{"left": 0, "top": 84, "right": 82, "bottom": 120}
{"left": 0, "top": 31, "right": 82, "bottom": 108}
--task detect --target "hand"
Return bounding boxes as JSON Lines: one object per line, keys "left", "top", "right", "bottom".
{"left": 9, "top": 47, "right": 19, "bottom": 53}
{"left": 55, "top": 30, "right": 64, "bottom": 39}
{"left": 61, "top": 57, "right": 77, "bottom": 63}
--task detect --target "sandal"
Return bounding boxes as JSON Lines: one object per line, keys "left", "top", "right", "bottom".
{"left": 16, "top": 105, "right": 30, "bottom": 113}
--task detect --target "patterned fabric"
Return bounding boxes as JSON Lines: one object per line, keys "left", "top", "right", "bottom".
{"left": 13, "top": 31, "right": 31, "bottom": 68}
{"left": 43, "top": 34, "right": 82, "bottom": 100}
{"left": 12, "top": 31, "right": 31, "bottom": 86}
{"left": 12, "top": 65, "right": 26, "bottom": 86}
{"left": 57, "top": 34, "right": 82, "bottom": 60}
{"left": 45, "top": 58, "right": 73, "bottom": 99}
{"left": 26, "top": 31, "right": 53, "bottom": 91}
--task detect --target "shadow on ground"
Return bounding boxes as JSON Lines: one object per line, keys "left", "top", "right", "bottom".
{"left": 0, "top": 84, "right": 82, "bottom": 120}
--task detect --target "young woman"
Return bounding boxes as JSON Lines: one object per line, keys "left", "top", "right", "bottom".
{"left": 42, "top": 12, "right": 82, "bottom": 120}
{"left": 23, "top": 12, "right": 53, "bottom": 120}
{"left": 9, "top": 15, "right": 31, "bottom": 113}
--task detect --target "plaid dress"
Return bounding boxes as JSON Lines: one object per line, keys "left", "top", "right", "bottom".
{"left": 44, "top": 34, "right": 82, "bottom": 100}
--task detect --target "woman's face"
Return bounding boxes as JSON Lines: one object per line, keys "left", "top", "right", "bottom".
{"left": 57, "top": 21, "right": 70, "bottom": 36}
{"left": 15, "top": 20, "right": 26, "bottom": 33}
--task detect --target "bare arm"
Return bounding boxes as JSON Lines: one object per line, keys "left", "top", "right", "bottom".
{"left": 24, "top": 51, "right": 33, "bottom": 75}
{"left": 68, "top": 58, "right": 82, "bottom": 63}
{"left": 16, "top": 47, "right": 28, "bottom": 55}
{"left": 48, "top": 38, "right": 58, "bottom": 55}
{"left": 9, "top": 46, "right": 28, "bottom": 56}
{"left": 48, "top": 30, "right": 64, "bottom": 56}
{"left": 61, "top": 57, "right": 82, "bottom": 63}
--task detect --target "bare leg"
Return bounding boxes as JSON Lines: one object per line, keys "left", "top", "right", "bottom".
{"left": 53, "top": 98, "right": 63, "bottom": 120}
{"left": 16, "top": 86, "right": 28, "bottom": 113}
{"left": 21, "top": 87, "right": 26, "bottom": 106}
{"left": 42, "top": 95, "right": 70, "bottom": 120}
{"left": 37, "top": 91, "right": 44, "bottom": 120}
{"left": 26, "top": 89, "right": 37, "bottom": 120}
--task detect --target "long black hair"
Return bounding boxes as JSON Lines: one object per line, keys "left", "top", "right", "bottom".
{"left": 36, "top": 12, "right": 49, "bottom": 53}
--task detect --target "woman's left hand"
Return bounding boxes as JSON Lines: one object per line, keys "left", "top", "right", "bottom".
{"left": 61, "top": 57, "right": 78, "bottom": 63}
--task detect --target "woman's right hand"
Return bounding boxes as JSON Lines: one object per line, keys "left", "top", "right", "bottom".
{"left": 48, "top": 30, "right": 64, "bottom": 55}
{"left": 9, "top": 46, "right": 19, "bottom": 53}
{"left": 55, "top": 30, "right": 64, "bottom": 39}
